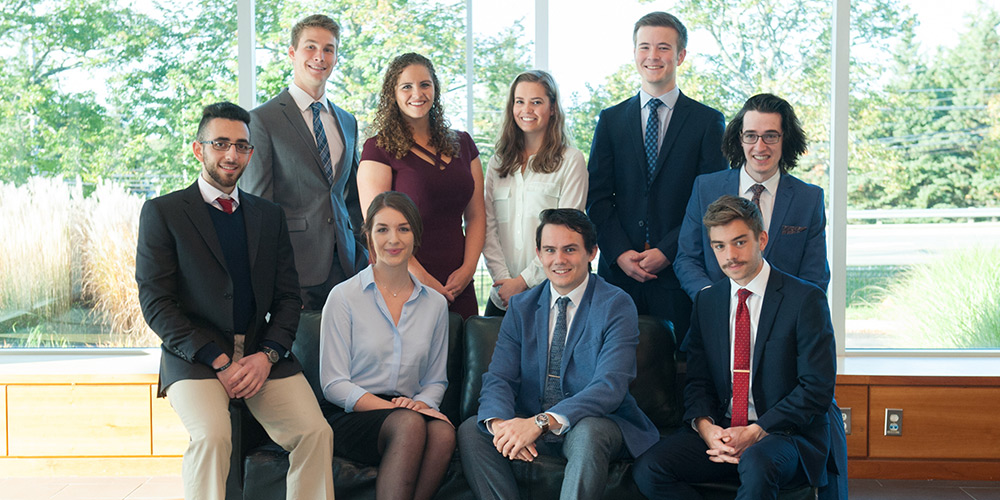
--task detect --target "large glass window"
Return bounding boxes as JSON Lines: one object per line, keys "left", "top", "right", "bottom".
{"left": 846, "top": 0, "right": 1000, "bottom": 349}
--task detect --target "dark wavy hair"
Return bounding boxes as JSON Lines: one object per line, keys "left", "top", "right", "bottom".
{"left": 363, "top": 191, "right": 424, "bottom": 261}
{"left": 372, "top": 53, "right": 458, "bottom": 160}
{"left": 721, "top": 93, "right": 808, "bottom": 173}
{"left": 493, "top": 70, "right": 570, "bottom": 178}
{"left": 535, "top": 208, "right": 597, "bottom": 253}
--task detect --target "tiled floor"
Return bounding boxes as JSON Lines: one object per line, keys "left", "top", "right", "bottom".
{"left": 1, "top": 476, "right": 999, "bottom": 499}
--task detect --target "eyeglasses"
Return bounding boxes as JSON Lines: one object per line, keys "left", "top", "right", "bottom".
{"left": 741, "top": 132, "right": 782, "bottom": 144}
{"left": 199, "top": 140, "right": 255, "bottom": 154}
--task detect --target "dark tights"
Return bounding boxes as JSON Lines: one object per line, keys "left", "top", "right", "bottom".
{"left": 376, "top": 409, "right": 456, "bottom": 500}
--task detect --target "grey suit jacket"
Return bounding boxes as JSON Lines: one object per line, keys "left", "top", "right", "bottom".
{"left": 241, "top": 89, "right": 367, "bottom": 288}
{"left": 135, "top": 183, "right": 303, "bottom": 396}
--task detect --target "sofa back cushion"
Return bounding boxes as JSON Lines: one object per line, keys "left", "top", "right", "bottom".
{"left": 459, "top": 315, "right": 681, "bottom": 429}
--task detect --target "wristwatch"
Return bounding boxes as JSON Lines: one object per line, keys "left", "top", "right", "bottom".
{"left": 534, "top": 413, "right": 550, "bottom": 434}
{"left": 260, "top": 346, "right": 280, "bottom": 364}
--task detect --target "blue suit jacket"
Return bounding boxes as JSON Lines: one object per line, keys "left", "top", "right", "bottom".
{"left": 476, "top": 274, "right": 659, "bottom": 458}
{"left": 587, "top": 91, "right": 726, "bottom": 288}
{"left": 241, "top": 89, "right": 367, "bottom": 288}
{"left": 684, "top": 266, "right": 838, "bottom": 486}
{"left": 674, "top": 168, "right": 830, "bottom": 299}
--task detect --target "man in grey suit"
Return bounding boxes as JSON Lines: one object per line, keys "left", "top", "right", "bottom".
{"left": 241, "top": 14, "right": 367, "bottom": 310}
{"left": 136, "top": 102, "right": 333, "bottom": 500}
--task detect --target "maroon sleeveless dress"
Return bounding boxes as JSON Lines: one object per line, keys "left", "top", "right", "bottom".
{"left": 361, "top": 131, "right": 480, "bottom": 318}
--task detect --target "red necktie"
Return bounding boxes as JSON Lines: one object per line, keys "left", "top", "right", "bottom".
{"left": 217, "top": 197, "right": 234, "bottom": 214}
{"left": 732, "top": 288, "right": 752, "bottom": 427}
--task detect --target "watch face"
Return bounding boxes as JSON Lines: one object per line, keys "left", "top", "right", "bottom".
{"left": 263, "top": 347, "right": 279, "bottom": 363}
{"left": 535, "top": 413, "right": 549, "bottom": 427}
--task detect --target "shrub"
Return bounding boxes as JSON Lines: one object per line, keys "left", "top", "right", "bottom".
{"left": 880, "top": 245, "right": 1000, "bottom": 348}
{"left": 77, "top": 181, "right": 156, "bottom": 347}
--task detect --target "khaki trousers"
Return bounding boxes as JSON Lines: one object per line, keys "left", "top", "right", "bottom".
{"left": 167, "top": 370, "right": 334, "bottom": 500}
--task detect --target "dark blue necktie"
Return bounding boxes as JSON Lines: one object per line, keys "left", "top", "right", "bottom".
{"left": 310, "top": 102, "right": 335, "bottom": 185}
{"left": 644, "top": 98, "right": 663, "bottom": 182}
{"left": 542, "top": 296, "right": 571, "bottom": 411}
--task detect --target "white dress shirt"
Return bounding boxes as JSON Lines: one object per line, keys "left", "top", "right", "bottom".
{"left": 483, "top": 147, "right": 588, "bottom": 310}
{"left": 288, "top": 82, "right": 345, "bottom": 178}
{"left": 639, "top": 87, "right": 681, "bottom": 152}
{"left": 739, "top": 167, "right": 781, "bottom": 233}
{"left": 726, "top": 260, "right": 771, "bottom": 422}
{"left": 197, "top": 174, "right": 240, "bottom": 212}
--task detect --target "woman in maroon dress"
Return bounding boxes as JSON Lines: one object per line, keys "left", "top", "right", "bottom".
{"left": 358, "top": 52, "right": 485, "bottom": 318}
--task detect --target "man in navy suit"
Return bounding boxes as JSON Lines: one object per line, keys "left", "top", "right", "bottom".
{"left": 136, "top": 102, "right": 333, "bottom": 500}
{"left": 633, "top": 195, "right": 843, "bottom": 499}
{"left": 675, "top": 93, "right": 830, "bottom": 299}
{"left": 241, "top": 14, "right": 367, "bottom": 310}
{"left": 587, "top": 11, "right": 727, "bottom": 344}
{"left": 457, "top": 209, "right": 659, "bottom": 500}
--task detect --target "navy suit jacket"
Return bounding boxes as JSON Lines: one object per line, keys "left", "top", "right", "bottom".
{"left": 587, "top": 91, "right": 726, "bottom": 288}
{"left": 684, "top": 266, "right": 837, "bottom": 486}
{"left": 476, "top": 274, "right": 659, "bottom": 458}
{"left": 241, "top": 89, "right": 367, "bottom": 288}
{"left": 136, "top": 183, "right": 303, "bottom": 396}
{"left": 674, "top": 168, "right": 830, "bottom": 299}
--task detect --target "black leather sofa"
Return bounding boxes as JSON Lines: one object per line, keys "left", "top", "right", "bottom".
{"left": 226, "top": 311, "right": 815, "bottom": 500}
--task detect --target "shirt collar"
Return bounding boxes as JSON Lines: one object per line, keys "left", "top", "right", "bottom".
{"left": 360, "top": 265, "right": 429, "bottom": 301}
{"left": 197, "top": 174, "right": 240, "bottom": 205}
{"left": 730, "top": 260, "right": 771, "bottom": 299}
{"left": 740, "top": 164, "right": 781, "bottom": 193}
{"left": 549, "top": 273, "right": 590, "bottom": 309}
{"left": 288, "top": 82, "right": 329, "bottom": 113}
{"left": 640, "top": 86, "right": 681, "bottom": 110}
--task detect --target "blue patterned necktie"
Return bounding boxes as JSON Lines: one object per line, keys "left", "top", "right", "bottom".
{"left": 310, "top": 101, "right": 335, "bottom": 185}
{"left": 542, "top": 296, "right": 571, "bottom": 411}
{"left": 750, "top": 183, "right": 765, "bottom": 208}
{"left": 644, "top": 98, "right": 663, "bottom": 183}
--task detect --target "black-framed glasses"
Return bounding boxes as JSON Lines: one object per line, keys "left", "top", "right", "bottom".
{"left": 741, "top": 132, "right": 782, "bottom": 144}
{"left": 199, "top": 140, "right": 254, "bottom": 154}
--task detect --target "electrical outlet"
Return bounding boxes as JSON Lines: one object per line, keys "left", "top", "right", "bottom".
{"left": 841, "top": 407, "right": 851, "bottom": 435}
{"left": 885, "top": 408, "right": 903, "bottom": 436}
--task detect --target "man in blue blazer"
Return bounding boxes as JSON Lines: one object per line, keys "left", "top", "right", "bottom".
{"left": 675, "top": 94, "right": 830, "bottom": 300}
{"left": 588, "top": 12, "right": 726, "bottom": 345}
{"left": 241, "top": 14, "right": 367, "bottom": 311}
{"left": 633, "top": 196, "right": 843, "bottom": 499}
{"left": 458, "top": 209, "right": 659, "bottom": 500}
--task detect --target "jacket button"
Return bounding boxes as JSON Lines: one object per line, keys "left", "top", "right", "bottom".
{"left": 638, "top": 220, "right": 644, "bottom": 227}
{"left": 327, "top": 217, "right": 334, "bottom": 224}
{"left": 224, "top": 293, "right": 233, "bottom": 300}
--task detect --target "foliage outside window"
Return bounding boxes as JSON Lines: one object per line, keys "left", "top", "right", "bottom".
{"left": 1, "top": 0, "right": 998, "bottom": 349}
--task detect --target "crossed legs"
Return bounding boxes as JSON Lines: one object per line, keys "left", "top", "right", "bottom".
{"left": 375, "top": 409, "right": 456, "bottom": 500}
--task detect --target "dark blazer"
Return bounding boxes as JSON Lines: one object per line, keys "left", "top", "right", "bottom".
{"left": 587, "top": 91, "right": 726, "bottom": 288}
{"left": 136, "top": 183, "right": 303, "bottom": 396}
{"left": 241, "top": 89, "right": 367, "bottom": 288}
{"left": 674, "top": 168, "right": 830, "bottom": 299}
{"left": 684, "top": 266, "right": 837, "bottom": 486}
{"left": 476, "top": 274, "right": 659, "bottom": 458}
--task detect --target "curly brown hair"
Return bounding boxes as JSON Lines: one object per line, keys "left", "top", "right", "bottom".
{"left": 493, "top": 70, "right": 570, "bottom": 178}
{"left": 372, "top": 53, "right": 458, "bottom": 160}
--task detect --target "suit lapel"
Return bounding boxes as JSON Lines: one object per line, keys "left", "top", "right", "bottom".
{"left": 561, "top": 276, "right": 596, "bottom": 374}
{"left": 708, "top": 282, "right": 734, "bottom": 396}
{"left": 626, "top": 95, "right": 648, "bottom": 172}
{"left": 534, "top": 285, "right": 552, "bottom": 396}
{"left": 331, "top": 102, "right": 354, "bottom": 188}
{"left": 181, "top": 183, "right": 228, "bottom": 271}
{"left": 278, "top": 89, "right": 330, "bottom": 186}
{"left": 651, "top": 91, "right": 691, "bottom": 181}
{"left": 765, "top": 176, "right": 794, "bottom": 259}
{"left": 239, "top": 190, "right": 262, "bottom": 269}
{"left": 753, "top": 269, "right": 783, "bottom": 374}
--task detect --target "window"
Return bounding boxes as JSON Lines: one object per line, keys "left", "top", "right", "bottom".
{"left": 846, "top": 0, "right": 1000, "bottom": 349}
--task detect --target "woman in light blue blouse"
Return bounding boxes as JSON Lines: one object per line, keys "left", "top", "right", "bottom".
{"left": 320, "top": 191, "right": 454, "bottom": 500}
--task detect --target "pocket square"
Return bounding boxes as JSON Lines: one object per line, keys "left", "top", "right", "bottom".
{"left": 781, "top": 225, "right": 807, "bottom": 234}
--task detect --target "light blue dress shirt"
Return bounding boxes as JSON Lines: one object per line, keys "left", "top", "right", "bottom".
{"left": 319, "top": 266, "right": 449, "bottom": 412}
